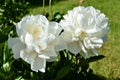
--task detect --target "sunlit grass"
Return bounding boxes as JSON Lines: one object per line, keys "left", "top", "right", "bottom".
{"left": 29, "top": 0, "right": 80, "bottom": 15}
{"left": 29, "top": 0, "right": 120, "bottom": 79}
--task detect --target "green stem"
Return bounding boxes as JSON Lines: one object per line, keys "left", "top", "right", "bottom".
{"left": 42, "top": 0, "right": 45, "bottom": 14}
{"left": 60, "top": 51, "right": 66, "bottom": 65}
{"left": 49, "top": 0, "right": 53, "bottom": 18}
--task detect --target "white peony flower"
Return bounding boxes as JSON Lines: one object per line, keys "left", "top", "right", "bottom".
{"left": 8, "top": 15, "right": 62, "bottom": 72}
{"left": 60, "top": 6, "right": 109, "bottom": 58}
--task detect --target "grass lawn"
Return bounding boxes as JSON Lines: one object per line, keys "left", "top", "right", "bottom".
{"left": 29, "top": 0, "right": 80, "bottom": 15}
{"left": 29, "top": 0, "right": 120, "bottom": 79}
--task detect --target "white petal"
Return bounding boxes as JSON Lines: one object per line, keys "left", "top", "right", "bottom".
{"left": 67, "top": 41, "right": 81, "bottom": 55}
{"left": 37, "top": 15, "right": 49, "bottom": 29}
{"left": 16, "top": 15, "right": 32, "bottom": 36}
{"left": 83, "top": 37, "right": 103, "bottom": 49}
{"left": 16, "top": 15, "right": 49, "bottom": 37}
{"left": 77, "top": 14, "right": 85, "bottom": 28}
{"left": 55, "top": 37, "right": 67, "bottom": 51}
{"left": 60, "top": 20, "right": 72, "bottom": 32}
{"left": 90, "top": 38, "right": 103, "bottom": 48}
{"left": 79, "top": 43, "right": 98, "bottom": 58}
{"left": 93, "top": 27, "right": 109, "bottom": 38}
{"left": 83, "top": 48, "right": 98, "bottom": 58}
{"left": 24, "top": 33, "right": 41, "bottom": 53}
{"left": 91, "top": 48, "right": 98, "bottom": 56}
{"left": 8, "top": 38, "right": 20, "bottom": 49}
{"left": 42, "top": 47, "right": 57, "bottom": 57}
{"left": 20, "top": 50, "right": 37, "bottom": 64}
{"left": 83, "top": 38, "right": 91, "bottom": 49}
{"left": 47, "top": 57, "right": 57, "bottom": 62}
{"left": 12, "top": 42, "right": 25, "bottom": 59}
{"left": 38, "top": 55, "right": 50, "bottom": 59}
{"left": 31, "top": 57, "right": 46, "bottom": 73}
{"left": 78, "top": 43, "right": 91, "bottom": 58}
{"left": 49, "top": 22, "right": 62, "bottom": 36}
{"left": 16, "top": 22, "right": 23, "bottom": 37}
{"left": 39, "top": 41, "right": 47, "bottom": 50}
{"left": 81, "top": 43, "right": 88, "bottom": 54}
{"left": 96, "top": 13, "right": 107, "bottom": 27}
{"left": 60, "top": 32, "right": 72, "bottom": 42}
{"left": 46, "top": 33, "right": 55, "bottom": 44}
{"left": 24, "top": 33, "right": 34, "bottom": 48}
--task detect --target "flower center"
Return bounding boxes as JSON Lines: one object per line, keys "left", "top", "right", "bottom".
{"left": 32, "top": 27, "right": 41, "bottom": 40}
{"left": 72, "top": 29, "right": 87, "bottom": 41}
{"left": 72, "top": 31, "right": 87, "bottom": 41}
{"left": 79, "top": 31, "right": 87, "bottom": 40}
{"left": 25, "top": 24, "right": 42, "bottom": 40}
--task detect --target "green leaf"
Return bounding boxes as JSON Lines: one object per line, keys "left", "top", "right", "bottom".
{"left": 15, "top": 76, "right": 25, "bottom": 80}
{"left": 0, "top": 43, "right": 4, "bottom": 66}
{"left": 87, "top": 55, "right": 105, "bottom": 63}
{"left": 56, "top": 65, "right": 71, "bottom": 80}
{"left": 0, "top": 71, "right": 5, "bottom": 79}
{"left": 3, "top": 41, "right": 12, "bottom": 63}
{"left": 51, "top": 12, "right": 63, "bottom": 22}
{"left": 0, "top": 33, "right": 8, "bottom": 43}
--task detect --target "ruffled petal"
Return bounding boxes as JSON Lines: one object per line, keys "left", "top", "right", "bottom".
{"left": 38, "top": 54, "right": 50, "bottom": 59}
{"left": 60, "top": 31, "right": 72, "bottom": 42}
{"left": 24, "top": 33, "right": 41, "bottom": 53}
{"left": 80, "top": 41, "right": 99, "bottom": 58}
{"left": 67, "top": 41, "right": 81, "bottom": 55}
{"left": 16, "top": 21, "right": 23, "bottom": 37}
{"left": 42, "top": 47, "right": 57, "bottom": 58}
{"left": 90, "top": 37, "right": 103, "bottom": 48}
{"left": 31, "top": 57, "right": 46, "bottom": 72}
{"left": 8, "top": 38, "right": 20, "bottom": 49}
{"left": 80, "top": 48, "right": 98, "bottom": 59}
{"left": 46, "top": 33, "right": 55, "bottom": 44}
{"left": 12, "top": 41, "right": 25, "bottom": 59}
{"left": 55, "top": 37, "right": 67, "bottom": 51}
{"left": 49, "top": 22, "right": 62, "bottom": 36}
{"left": 20, "top": 50, "right": 37, "bottom": 64}
{"left": 24, "top": 33, "right": 34, "bottom": 48}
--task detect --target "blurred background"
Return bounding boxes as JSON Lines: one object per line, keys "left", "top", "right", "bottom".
{"left": 0, "top": 0, "right": 120, "bottom": 80}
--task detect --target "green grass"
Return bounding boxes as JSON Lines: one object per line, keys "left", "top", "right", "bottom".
{"left": 29, "top": 0, "right": 80, "bottom": 15}
{"left": 29, "top": 0, "right": 120, "bottom": 79}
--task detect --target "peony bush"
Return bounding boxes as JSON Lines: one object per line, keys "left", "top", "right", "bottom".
{"left": 0, "top": 1, "right": 109, "bottom": 79}
{"left": 8, "top": 5, "right": 109, "bottom": 75}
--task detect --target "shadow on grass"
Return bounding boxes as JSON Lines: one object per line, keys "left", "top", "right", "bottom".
{"left": 84, "top": 73, "right": 108, "bottom": 80}
{"left": 60, "top": 71, "right": 109, "bottom": 80}
{"left": 28, "top": 0, "right": 67, "bottom": 8}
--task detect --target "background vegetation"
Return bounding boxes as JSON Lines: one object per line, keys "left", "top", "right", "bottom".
{"left": 0, "top": 0, "right": 120, "bottom": 80}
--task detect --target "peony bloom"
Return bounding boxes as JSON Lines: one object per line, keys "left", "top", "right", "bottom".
{"left": 60, "top": 6, "right": 109, "bottom": 58}
{"left": 8, "top": 15, "right": 62, "bottom": 72}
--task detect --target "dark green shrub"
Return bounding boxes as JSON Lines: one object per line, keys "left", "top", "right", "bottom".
{"left": 0, "top": 0, "right": 29, "bottom": 79}
{"left": 0, "top": 0, "right": 29, "bottom": 42}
